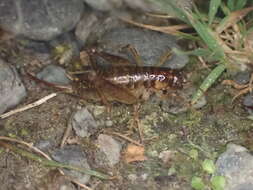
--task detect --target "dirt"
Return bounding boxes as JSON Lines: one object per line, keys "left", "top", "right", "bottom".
{"left": 0, "top": 39, "right": 252, "bottom": 190}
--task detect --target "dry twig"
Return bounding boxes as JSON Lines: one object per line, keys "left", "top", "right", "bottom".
{"left": 0, "top": 93, "right": 57, "bottom": 119}
{"left": 222, "top": 73, "right": 253, "bottom": 101}
{"left": 0, "top": 136, "right": 51, "bottom": 160}
{"left": 108, "top": 131, "right": 143, "bottom": 147}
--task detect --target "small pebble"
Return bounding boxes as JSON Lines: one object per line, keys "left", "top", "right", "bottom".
{"left": 159, "top": 150, "right": 176, "bottom": 164}
{"left": 70, "top": 107, "right": 98, "bottom": 138}
{"left": 37, "top": 64, "right": 70, "bottom": 85}
{"left": 34, "top": 140, "right": 53, "bottom": 152}
{"left": 243, "top": 94, "right": 253, "bottom": 114}
{"left": 94, "top": 134, "right": 122, "bottom": 167}
{"left": 105, "top": 120, "right": 113, "bottom": 127}
{"left": 233, "top": 71, "right": 250, "bottom": 85}
{"left": 51, "top": 145, "right": 91, "bottom": 184}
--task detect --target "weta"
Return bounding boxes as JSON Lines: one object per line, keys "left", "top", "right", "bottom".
{"left": 69, "top": 48, "right": 185, "bottom": 105}
{"left": 27, "top": 47, "right": 185, "bottom": 105}
{"left": 27, "top": 47, "right": 185, "bottom": 143}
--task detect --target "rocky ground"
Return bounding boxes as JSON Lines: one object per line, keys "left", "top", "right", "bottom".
{"left": 0, "top": 0, "right": 253, "bottom": 190}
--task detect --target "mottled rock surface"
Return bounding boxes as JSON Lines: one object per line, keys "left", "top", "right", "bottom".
{"left": 94, "top": 134, "right": 122, "bottom": 167}
{"left": 52, "top": 145, "right": 91, "bottom": 184}
{"left": 0, "top": 59, "right": 26, "bottom": 114}
{"left": 70, "top": 107, "right": 98, "bottom": 138}
{"left": 0, "top": 0, "right": 84, "bottom": 41}
{"left": 37, "top": 64, "right": 70, "bottom": 85}
{"left": 215, "top": 144, "right": 253, "bottom": 190}
{"left": 98, "top": 27, "right": 188, "bottom": 69}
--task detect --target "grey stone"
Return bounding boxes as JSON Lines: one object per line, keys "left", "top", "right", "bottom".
{"left": 98, "top": 27, "right": 188, "bottom": 69}
{"left": 82, "top": 0, "right": 122, "bottom": 11}
{"left": 243, "top": 94, "right": 253, "bottom": 114}
{"left": 243, "top": 94, "right": 253, "bottom": 107}
{"left": 95, "top": 134, "right": 122, "bottom": 167}
{"left": 75, "top": 12, "right": 122, "bottom": 46}
{"left": 70, "top": 107, "right": 98, "bottom": 138}
{"left": 123, "top": 0, "right": 193, "bottom": 15}
{"left": 0, "top": 59, "right": 26, "bottom": 114}
{"left": 215, "top": 144, "right": 253, "bottom": 190}
{"left": 233, "top": 71, "right": 251, "bottom": 85}
{"left": 75, "top": 12, "right": 100, "bottom": 44}
{"left": 34, "top": 140, "right": 52, "bottom": 152}
{"left": 51, "top": 145, "right": 90, "bottom": 184}
{"left": 0, "top": 0, "right": 84, "bottom": 41}
{"left": 37, "top": 65, "right": 70, "bottom": 85}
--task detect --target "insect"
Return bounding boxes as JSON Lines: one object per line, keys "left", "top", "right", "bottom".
{"left": 69, "top": 48, "right": 185, "bottom": 105}
{"left": 27, "top": 48, "right": 185, "bottom": 143}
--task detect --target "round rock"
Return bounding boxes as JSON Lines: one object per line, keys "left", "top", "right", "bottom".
{"left": 0, "top": 59, "right": 26, "bottom": 114}
{"left": 97, "top": 27, "right": 188, "bottom": 69}
{"left": 233, "top": 71, "right": 250, "bottom": 85}
{"left": 34, "top": 140, "right": 53, "bottom": 152}
{"left": 70, "top": 107, "right": 98, "bottom": 138}
{"left": 0, "top": 0, "right": 84, "bottom": 41}
{"left": 215, "top": 144, "right": 253, "bottom": 190}
{"left": 51, "top": 145, "right": 91, "bottom": 184}
{"left": 242, "top": 94, "right": 253, "bottom": 114}
{"left": 94, "top": 134, "right": 122, "bottom": 167}
{"left": 36, "top": 64, "right": 70, "bottom": 85}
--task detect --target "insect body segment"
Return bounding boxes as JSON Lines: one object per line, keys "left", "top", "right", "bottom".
{"left": 71, "top": 63, "right": 184, "bottom": 105}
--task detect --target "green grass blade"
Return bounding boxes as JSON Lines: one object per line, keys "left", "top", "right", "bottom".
{"left": 174, "top": 47, "right": 222, "bottom": 62}
{"left": 185, "top": 11, "right": 225, "bottom": 59}
{"left": 235, "top": 0, "right": 248, "bottom": 10}
{"left": 147, "top": 0, "right": 225, "bottom": 59}
{"left": 208, "top": 0, "right": 222, "bottom": 25}
{"left": 227, "top": 0, "right": 235, "bottom": 11}
{"left": 174, "top": 32, "right": 201, "bottom": 41}
{"left": 0, "top": 141, "right": 111, "bottom": 180}
{"left": 191, "top": 63, "right": 226, "bottom": 104}
{"left": 220, "top": 2, "right": 231, "bottom": 15}
{"left": 228, "top": 0, "right": 248, "bottom": 11}
{"left": 216, "top": 7, "right": 253, "bottom": 34}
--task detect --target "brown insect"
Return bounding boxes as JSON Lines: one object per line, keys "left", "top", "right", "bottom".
{"left": 27, "top": 47, "right": 184, "bottom": 106}
{"left": 69, "top": 48, "right": 185, "bottom": 105}
{"left": 27, "top": 48, "right": 185, "bottom": 143}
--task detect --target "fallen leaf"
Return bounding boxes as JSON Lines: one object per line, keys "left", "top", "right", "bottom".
{"left": 124, "top": 144, "right": 147, "bottom": 163}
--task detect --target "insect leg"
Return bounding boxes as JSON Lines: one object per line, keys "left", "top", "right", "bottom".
{"left": 156, "top": 49, "right": 173, "bottom": 67}
{"left": 120, "top": 44, "right": 144, "bottom": 66}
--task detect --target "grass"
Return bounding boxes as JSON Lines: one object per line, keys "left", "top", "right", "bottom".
{"left": 145, "top": 0, "right": 253, "bottom": 104}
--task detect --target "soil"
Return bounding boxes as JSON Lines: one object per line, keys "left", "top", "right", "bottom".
{"left": 0, "top": 38, "right": 252, "bottom": 190}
